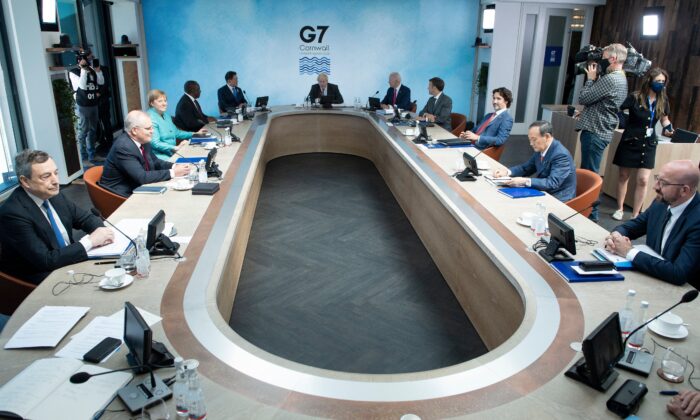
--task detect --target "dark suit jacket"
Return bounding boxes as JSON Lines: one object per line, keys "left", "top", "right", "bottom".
{"left": 509, "top": 139, "right": 577, "bottom": 202}
{"left": 173, "top": 94, "right": 209, "bottom": 132}
{"left": 474, "top": 110, "right": 514, "bottom": 150}
{"left": 380, "top": 85, "right": 411, "bottom": 110}
{"left": 613, "top": 194, "right": 700, "bottom": 287}
{"left": 217, "top": 85, "right": 246, "bottom": 113}
{"left": 0, "top": 188, "right": 103, "bottom": 284}
{"left": 419, "top": 93, "right": 452, "bottom": 131}
{"left": 308, "top": 83, "right": 344, "bottom": 104}
{"left": 100, "top": 132, "right": 173, "bottom": 197}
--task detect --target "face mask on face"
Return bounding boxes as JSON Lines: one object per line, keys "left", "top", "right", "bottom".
{"left": 651, "top": 81, "right": 665, "bottom": 93}
{"left": 599, "top": 58, "right": 611, "bottom": 74}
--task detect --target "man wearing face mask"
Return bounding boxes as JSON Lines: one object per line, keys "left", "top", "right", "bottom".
{"left": 605, "top": 160, "right": 700, "bottom": 287}
{"left": 69, "top": 49, "right": 104, "bottom": 166}
{"left": 575, "top": 43, "right": 629, "bottom": 221}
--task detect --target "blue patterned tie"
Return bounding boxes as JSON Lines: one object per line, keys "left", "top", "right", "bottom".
{"left": 43, "top": 200, "right": 66, "bottom": 248}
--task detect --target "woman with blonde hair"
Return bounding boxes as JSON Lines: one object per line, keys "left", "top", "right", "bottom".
{"left": 146, "top": 89, "right": 206, "bottom": 160}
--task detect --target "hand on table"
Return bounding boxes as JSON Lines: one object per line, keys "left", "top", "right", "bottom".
{"left": 89, "top": 227, "right": 114, "bottom": 248}
{"left": 668, "top": 390, "right": 700, "bottom": 419}
{"left": 459, "top": 131, "right": 478, "bottom": 142}
{"left": 604, "top": 231, "right": 632, "bottom": 257}
{"left": 173, "top": 164, "right": 191, "bottom": 177}
{"left": 195, "top": 128, "right": 208, "bottom": 135}
{"left": 492, "top": 168, "right": 508, "bottom": 178}
{"left": 505, "top": 177, "right": 528, "bottom": 187}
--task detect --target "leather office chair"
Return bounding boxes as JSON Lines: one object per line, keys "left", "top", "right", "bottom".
{"left": 0, "top": 270, "right": 36, "bottom": 315}
{"left": 565, "top": 169, "right": 603, "bottom": 218}
{"left": 450, "top": 113, "right": 467, "bottom": 137}
{"left": 83, "top": 166, "right": 126, "bottom": 218}
{"left": 482, "top": 145, "right": 506, "bottom": 162}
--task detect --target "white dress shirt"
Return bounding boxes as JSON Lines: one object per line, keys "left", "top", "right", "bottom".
{"left": 25, "top": 190, "right": 93, "bottom": 252}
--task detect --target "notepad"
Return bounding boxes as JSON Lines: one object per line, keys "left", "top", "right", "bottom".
{"left": 132, "top": 185, "right": 166, "bottom": 194}
{"left": 497, "top": 187, "right": 545, "bottom": 199}
{"left": 550, "top": 261, "right": 624, "bottom": 283}
{"left": 0, "top": 358, "right": 131, "bottom": 420}
{"left": 4, "top": 306, "right": 89, "bottom": 349}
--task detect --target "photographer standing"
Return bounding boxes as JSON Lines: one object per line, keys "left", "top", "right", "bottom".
{"left": 575, "top": 43, "right": 628, "bottom": 221}
{"left": 69, "top": 49, "right": 104, "bottom": 166}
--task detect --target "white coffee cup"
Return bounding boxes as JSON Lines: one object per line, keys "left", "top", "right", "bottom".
{"left": 176, "top": 178, "right": 190, "bottom": 189}
{"left": 519, "top": 211, "right": 537, "bottom": 226}
{"left": 656, "top": 312, "right": 683, "bottom": 335}
{"left": 104, "top": 268, "right": 126, "bottom": 287}
{"left": 204, "top": 142, "right": 216, "bottom": 150}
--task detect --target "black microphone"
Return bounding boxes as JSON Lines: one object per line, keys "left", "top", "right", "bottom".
{"left": 207, "top": 125, "right": 224, "bottom": 143}
{"left": 562, "top": 200, "right": 601, "bottom": 222}
{"left": 623, "top": 289, "right": 698, "bottom": 349}
{"left": 91, "top": 208, "right": 138, "bottom": 257}
{"left": 71, "top": 364, "right": 157, "bottom": 388}
{"left": 242, "top": 89, "right": 250, "bottom": 105}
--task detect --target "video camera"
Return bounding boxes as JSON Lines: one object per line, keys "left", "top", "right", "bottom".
{"left": 574, "top": 42, "right": 651, "bottom": 77}
{"left": 75, "top": 50, "right": 90, "bottom": 66}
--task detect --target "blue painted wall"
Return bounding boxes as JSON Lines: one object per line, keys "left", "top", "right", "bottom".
{"left": 143, "top": 0, "right": 479, "bottom": 117}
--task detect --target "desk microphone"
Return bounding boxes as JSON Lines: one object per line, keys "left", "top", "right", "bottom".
{"left": 70, "top": 364, "right": 153, "bottom": 386}
{"left": 562, "top": 200, "right": 601, "bottom": 222}
{"left": 617, "top": 289, "right": 698, "bottom": 375}
{"left": 242, "top": 89, "right": 250, "bottom": 105}
{"left": 91, "top": 208, "right": 138, "bottom": 256}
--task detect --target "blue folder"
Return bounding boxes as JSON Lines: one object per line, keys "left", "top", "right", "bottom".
{"left": 175, "top": 157, "right": 207, "bottom": 164}
{"left": 550, "top": 261, "right": 624, "bottom": 283}
{"left": 424, "top": 142, "right": 474, "bottom": 149}
{"left": 189, "top": 137, "right": 217, "bottom": 144}
{"left": 497, "top": 187, "right": 545, "bottom": 199}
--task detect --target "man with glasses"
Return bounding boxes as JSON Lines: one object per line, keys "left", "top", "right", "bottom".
{"left": 605, "top": 160, "right": 700, "bottom": 287}
{"left": 100, "top": 110, "right": 190, "bottom": 197}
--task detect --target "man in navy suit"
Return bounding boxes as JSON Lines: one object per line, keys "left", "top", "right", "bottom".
{"left": 0, "top": 150, "right": 114, "bottom": 284}
{"left": 217, "top": 71, "right": 247, "bottom": 113}
{"left": 606, "top": 160, "right": 700, "bottom": 287}
{"left": 418, "top": 77, "right": 452, "bottom": 131}
{"left": 460, "top": 87, "right": 514, "bottom": 150}
{"left": 100, "top": 110, "right": 191, "bottom": 197}
{"left": 174, "top": 80, "right": 215, "bottom": 132}
{"left": 493, "top": 120, "right": 576, "bottom": 202}
{"left": 380, "top": 72, "right": 411, "bottom": 111}
{"left": 308, "top": 73, "right": 344, "bottom": 104}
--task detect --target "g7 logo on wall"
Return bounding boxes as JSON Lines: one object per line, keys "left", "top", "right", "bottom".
{"left": 299, "top": 26, "right": 329, "bottom": 43}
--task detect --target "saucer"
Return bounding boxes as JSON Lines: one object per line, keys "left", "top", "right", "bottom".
{"left": 516, "top": 217, "right": 531, "bottom": 227}
{"left": 649, "top": 320, "right": 688, "bottom": 339}
{"left": 172, "top": 183, "right": 193, "bottom": 191}
{"left": 99, "top": 274, "right": 134, "bottom": 290}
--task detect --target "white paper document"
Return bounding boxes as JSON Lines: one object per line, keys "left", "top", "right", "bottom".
{"left": 108, "top": 306, "right": 162, "bottom": 327}
{"left": 87, "top": 219, "right": 175, "bottom": 258}
{"left": 4, "top": 306, "right": 89, "bottom": 349}
{"left": 56, "top": 316, "right": 123, "bottom": 361}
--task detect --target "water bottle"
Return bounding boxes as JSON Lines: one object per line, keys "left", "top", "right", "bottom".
{"left": 532, "top": 202, "right": 547, "bottom": 237}
{"left": 237, "top": 108, "right": 244, "bottom": 122}
{"left": 186, "top": 371, "right": 207, "bottom": 420}
{"left": 173, "top": 357, "right": 189, "bottom": 418}
{"left": 197, "top": 159, "right": 207, "bottom": 183}
{"left": 135, "top": 230, "right": 150, "bottom": 278}
{"left": 619, "top": 289, "right": 637, "bottom": 339}
{"left": 627, "top": 300, "right": 649, "bottom": 349}
{"left": 189, "top": 163, "right": 198, "bottom": 184}
{"left": 224, "top": 127, "right": 232, "bottom": 146}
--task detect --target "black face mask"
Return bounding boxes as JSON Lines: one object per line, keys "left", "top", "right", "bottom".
{"left": 599, "top": 58, "right": 611, "bottom": 74}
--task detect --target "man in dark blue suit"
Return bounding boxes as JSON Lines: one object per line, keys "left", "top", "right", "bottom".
{"left": 418, "top": 77, "right": 452, "bottom": 131}
{"left": 606, "top": 160, "right": 700, "bottom": 287}
{"left": 100, "top": 110, "right": 191, "bottom": 197}
{"left": 459, "top": 87, "right": 514, "bottom": 150}
{"left": 0, "top": 150, "right": 114, "bottom": 284}
{"left": 217, "top": 71, "right": 247, "bottom": 113}
{"left": 492, "top": 120, "right": 576, "bottom": 202}
{"left": 380, "top": 72, "right": 411, "bottom": 111}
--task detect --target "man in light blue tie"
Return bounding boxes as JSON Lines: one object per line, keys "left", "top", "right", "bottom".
{"left": 217, "top": 71, "right": 247, "bottom": 113}
{"left": 0, "top": 150, "right": 114, "bottom": 284}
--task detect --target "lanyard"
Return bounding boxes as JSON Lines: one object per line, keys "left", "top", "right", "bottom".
{"left": 647, "top": 97, "right": 656, "bottom": 129}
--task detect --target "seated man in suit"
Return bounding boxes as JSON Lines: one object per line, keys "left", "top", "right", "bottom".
{"left": 380, "top": 72, "right": 411, "bottom": 111}
{"left": 173, "top": 80, "right": 216, "bottom": 132}
{"left": 217, "top": 71, "right": 247, "bottom": 113}
{"left": 492, "top": 120, "right": 576, "bottom": 202}
{"left": 460, "top": 87, "right": 514, "bottom": 150}
{"left": 0, "top": 150, "right": 114, "bottom": 284}
{"left": 605, "top": 160, "right": 700, "bottom": 287}
{"left": 308, "top": 72, "right": 344, "bottom": 104}
{"left": 100, "top": 110, "right": 190, "bottom": 197}
{"left": 418, "top": 77, "right": 452, "bottom": 131}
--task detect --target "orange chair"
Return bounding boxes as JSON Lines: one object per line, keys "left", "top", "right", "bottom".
{"left": 565, "top": 169, "right": 603, "bottom": 218}
{"left": 83, "top": 166, "right": 126, "bottom": 218}
{"left": 482, "top": 145, "right": 506, "bottom": 162}
{"left": 450, "top": 113, "right": 467, "bottom": 137}
{"left": 0, "top": 270, "right": 36, "bottom": 315}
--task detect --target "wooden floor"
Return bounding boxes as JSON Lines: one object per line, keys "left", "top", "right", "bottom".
{"left": 229, "top": 153, "right": 487, "bottom": 374}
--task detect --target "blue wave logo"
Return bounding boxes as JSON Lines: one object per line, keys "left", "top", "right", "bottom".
{"left": 299, "top": 57, "right": 330, "bottom": 75}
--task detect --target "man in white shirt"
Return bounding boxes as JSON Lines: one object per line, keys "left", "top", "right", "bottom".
{"left": 68, "top": 50, "right": 104, "bottom": 166}
{"left": 0, "top": 150, "right": 114, "bottom": 284}
{"left": 606, "top": 160, "right": 700, "bottom": 286}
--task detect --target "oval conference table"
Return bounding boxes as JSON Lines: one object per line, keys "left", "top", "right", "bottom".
{"left": 1, "top": 106, "right": 697, "bottom": 419}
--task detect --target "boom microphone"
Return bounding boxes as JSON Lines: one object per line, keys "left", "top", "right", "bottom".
{"left": 562, "top": 200, "right": 601, "bottom": 222}
{"left": 624, "top": 289, "right": 698, "bottom": 349}
{"left": 91, "top": 208, "right": 138, "bottom": 256}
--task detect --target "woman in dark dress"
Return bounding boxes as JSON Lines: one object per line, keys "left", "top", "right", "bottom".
{"left": 612, "top": 68, "right": 674, "bottom": 220}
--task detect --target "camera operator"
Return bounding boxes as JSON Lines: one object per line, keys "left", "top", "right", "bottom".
{"left": 68, "top": 49, "right": 104, "bottom": 166}
{"left": 575, "top": 43, "right": 629, "bottom": 222}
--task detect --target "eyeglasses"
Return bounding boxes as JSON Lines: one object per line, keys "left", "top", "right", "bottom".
{"left": 654, "top": 175, "right": 686, "bottom": 188}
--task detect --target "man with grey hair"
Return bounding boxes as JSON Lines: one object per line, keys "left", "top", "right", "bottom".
{"left": 101, "top": 110, "right": 190, "bottom": 197}
{"left": 606, "top": 160, "right": 700, "bottom": 287}
{"left": 308, "top": 72, "right": 344, "bottom": 104}
{"left": 380, "top": 72, "right": 411, "bottom": 110}
{"left": 575, "top": 42, "right": 629, "bottom": 221}
{"left": 492, "top": 120, "right": 576, "bottom": 201}
{"left": 0, "top": 150, "right": 114, "bottom": 284}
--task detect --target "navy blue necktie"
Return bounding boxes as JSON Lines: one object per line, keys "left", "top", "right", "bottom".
{"left": 657, "top": 209, "right": 672, "bottom": 253}
{"left": 43, "top": 200, "right": 66, "bottom": 248}
{"left": 232, "top": 87, "right": 238, "bottom": 101}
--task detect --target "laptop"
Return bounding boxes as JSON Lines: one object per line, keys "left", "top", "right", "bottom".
{"left": 255, "top": 96, "right": 269, "bottom": 108}
{"left": 368, "top": 97, "right": 381, "bottom": 110}
{"left": 671, "top": 128, "right": 699, "bottom": 143}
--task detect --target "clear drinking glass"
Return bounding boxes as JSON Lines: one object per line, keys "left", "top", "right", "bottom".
{"left": 118, "top": 251, "right": 136, "bottom": 274}
{"left": 661, "top": 347, "right": 687, "bottom": 382}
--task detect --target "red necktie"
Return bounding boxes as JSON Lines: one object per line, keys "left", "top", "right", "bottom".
{"left": 392, "top": 88, "right": 398, "bottom": 105}
{"left": 475, "top": 113, "right": 497, "bottom": 135}
{"left": 140, "top": 145, "right": 150, "bottom": 171}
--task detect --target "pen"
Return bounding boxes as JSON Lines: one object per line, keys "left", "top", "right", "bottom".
{"left": 94, "top": 260, "right": 117, "bottom": 265}
{"left": 660, "top": 390, "right": 679, "bottom": 396}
